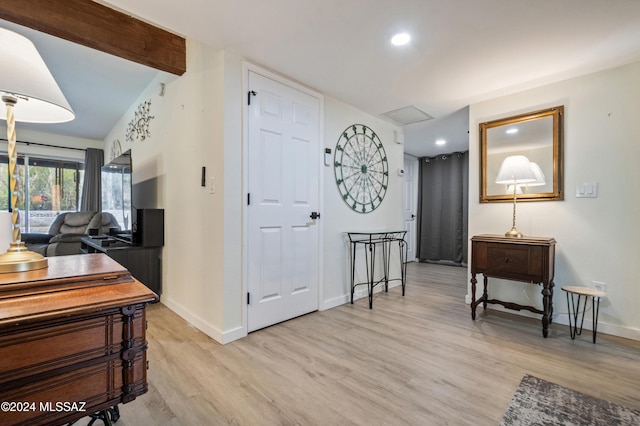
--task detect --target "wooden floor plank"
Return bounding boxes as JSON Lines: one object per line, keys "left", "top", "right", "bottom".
{"left": 78, "top": 262, "right": 640, "bottom": 425}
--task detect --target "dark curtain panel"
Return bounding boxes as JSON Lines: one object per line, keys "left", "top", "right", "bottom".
{"left": 417, "top": 151, "right": 469, "bottom": 266}
{"left": 80, "top": 148, "right": 104, "bottom": 212}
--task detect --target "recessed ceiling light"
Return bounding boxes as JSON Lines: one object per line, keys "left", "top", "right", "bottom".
{"left": 506, "top": 128, "right": 518, "bottom": 134}
{"left": 391, "top": 33, "right": 411, "bottom": 46}
{"left": 436, "top": 139, "right": 446, "bottom": 145}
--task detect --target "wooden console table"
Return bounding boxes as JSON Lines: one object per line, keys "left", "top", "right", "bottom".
{"left": 0, "top": 254, "right": 158, "bottom": 426}
{"left": 470, "top": 234, "right": 556, "bottom": 337}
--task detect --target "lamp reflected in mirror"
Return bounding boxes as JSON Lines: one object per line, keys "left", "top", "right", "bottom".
{"left": 524, "top": 162, "right": 546, "bottom": 192}
{"left": 506, "top": 184, "right": 524, "bottom": 195}
{"left": 504, "top": 162, "right": 546, "bottom": 195}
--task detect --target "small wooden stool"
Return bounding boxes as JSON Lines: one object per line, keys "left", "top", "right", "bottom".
{"left": 561, "top": 286, "right": 606, "bottom": 343}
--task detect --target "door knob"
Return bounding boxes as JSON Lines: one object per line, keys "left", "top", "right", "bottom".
{"left": 310, "top": 212, "right": 320, "bottom": 219}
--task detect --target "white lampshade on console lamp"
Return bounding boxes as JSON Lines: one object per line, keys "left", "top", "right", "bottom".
{"left": 495, "top": 155, "right": 536, "bottom": 238}
{"left": 0, "top": 27, "right": 75, "bottom": 272}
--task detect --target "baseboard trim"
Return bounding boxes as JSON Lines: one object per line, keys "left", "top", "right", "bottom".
{"left": 322, "top": 282, "right": 403, "bottom": 311}
{"left": 465, "top": 298, "right": 640, "bottom": 341}
{"left": 161, "top": 297, "right": 247, "bottom": 345}
{"left": 322, "top": 294, "right": 350, "bottom": 310}
{"left": 552, "top": 313, "right": 640, "bottom": 341}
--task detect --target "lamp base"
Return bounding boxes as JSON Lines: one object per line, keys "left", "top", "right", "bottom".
{"left": 0, "top": 241, "right": 48, "bottom": 273}
{"left": 505, "top": 228, "right": 524, "bottom": 238}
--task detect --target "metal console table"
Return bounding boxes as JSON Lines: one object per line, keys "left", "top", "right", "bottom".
{"left": 347, "top": 231, "right": 408, "bottom": 308}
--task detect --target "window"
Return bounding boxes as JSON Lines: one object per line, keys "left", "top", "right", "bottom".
{"left": 0, "top": 154, "right": 84, "bottom": 233}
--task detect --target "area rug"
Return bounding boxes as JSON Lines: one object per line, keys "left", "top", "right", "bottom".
{"left": 501, "top": 374, "right": 640, "bottom": 425}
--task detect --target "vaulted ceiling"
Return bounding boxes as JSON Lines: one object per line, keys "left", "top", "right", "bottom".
{"left": 4, "top": 1, "right": 640, "bottom": 156}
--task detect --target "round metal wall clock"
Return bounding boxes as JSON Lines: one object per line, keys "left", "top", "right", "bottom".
{"left": 334, "top": 124, "right": 389, "bottom": 213}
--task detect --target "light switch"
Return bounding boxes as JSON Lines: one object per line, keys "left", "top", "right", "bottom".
{"left": 209, "top": 177, "right": 216, "bottom": 194}
{"left": 324, "top": 148, "right": 332, "bottom": 166}
{"left": 576, "top": 182, "right": 598, "bottom": 198}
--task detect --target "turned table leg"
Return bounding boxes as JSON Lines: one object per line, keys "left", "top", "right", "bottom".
{"left": 471, "top": 273, "right": 477, "bottom": 320}
{"left": 541, "top": 281, "right": 551, "bottom": 338}
{"left": 482, "top": 276, "right": 488, "bottom": 309}
{"left": 549, "top": 279, "right": 555, "bottom": 323}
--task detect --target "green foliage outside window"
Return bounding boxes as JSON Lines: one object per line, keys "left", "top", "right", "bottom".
{"left": 0, "top": 155, "right": 84, "bottom": 233}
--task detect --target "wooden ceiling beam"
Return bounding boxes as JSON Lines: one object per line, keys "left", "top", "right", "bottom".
{"left": 0, "top": 0, "right": 186, "bottom": 75}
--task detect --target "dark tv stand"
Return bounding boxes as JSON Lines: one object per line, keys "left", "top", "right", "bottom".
{"left": 80, "top": 236, "right": 162, "bottom": 296}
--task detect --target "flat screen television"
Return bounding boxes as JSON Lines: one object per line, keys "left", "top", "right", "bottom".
{"left": 101, "top": 150, "right": 133, "bottom": 242}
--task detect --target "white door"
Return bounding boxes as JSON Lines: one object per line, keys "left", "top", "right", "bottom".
{"left": 247, "top": 71, "right": 321, "bottom": 332}
{"left": 403, "top": 154, "right": 419, "bottom": 262}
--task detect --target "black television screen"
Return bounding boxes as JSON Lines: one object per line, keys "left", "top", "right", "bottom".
{"left": 101, "top": 150, "right": 132, "bottom": 237}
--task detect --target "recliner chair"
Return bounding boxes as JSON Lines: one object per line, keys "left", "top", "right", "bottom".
{"left": 23, "top": 211, "right": 120, "bottom": 256}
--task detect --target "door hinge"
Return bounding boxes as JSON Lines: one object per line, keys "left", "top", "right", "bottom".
{"left": 247, "top": 193, "right": 251, "bottom": 205}
{"left": 247, "top": 292, "right": 250, "bottom": 305}
{"left": 247, "top": 90, "right": 257, "bottom": 105}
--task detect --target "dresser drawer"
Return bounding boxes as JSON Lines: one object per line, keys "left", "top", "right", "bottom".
{"left": 1, "top": 351, "right": 148, "bottom": 426}
{"left": 486, "top": 244, "right": 530, "bottom": 275}
{"left": 0, "top": 309, "right": 146, "bottom": 385}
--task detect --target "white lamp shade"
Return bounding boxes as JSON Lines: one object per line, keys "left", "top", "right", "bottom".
{"left": 495, "top": 155, "right": 536, "bottom": 184}
{"left": 527, "top": 162, "right": 546, "bottom": 187}
{"left": 0, "top": 27, "right": 74, "bottom": 123}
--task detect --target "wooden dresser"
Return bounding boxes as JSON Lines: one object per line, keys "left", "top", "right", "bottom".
{"left": 470, "top": 234, "right": 556, "bottom": 337}
{"left": 0, "top": 254, "right": 158, "bottom": 426}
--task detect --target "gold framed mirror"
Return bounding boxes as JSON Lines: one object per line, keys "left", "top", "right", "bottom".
{"left": 480, "top": 106, "right": 564, "bottom": 203}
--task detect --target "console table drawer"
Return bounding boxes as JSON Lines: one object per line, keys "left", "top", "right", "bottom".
{"left": 486, "top": 244, "right": 530, "bottom": 274}
{"left": 472, "top": 237, "right": 553, "bottom": 283}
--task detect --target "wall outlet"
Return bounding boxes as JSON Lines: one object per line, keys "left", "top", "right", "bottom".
{"left": 592, "top": 280, "right": 606, "bottom": 293}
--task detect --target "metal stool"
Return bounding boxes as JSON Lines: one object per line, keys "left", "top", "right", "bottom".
{"left": 561, "top": 286, "right": 606, "bottom": 343}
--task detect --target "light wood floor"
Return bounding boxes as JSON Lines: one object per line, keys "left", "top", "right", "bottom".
{"left": 107, "top": 263, "right": 640, "bottom": 425}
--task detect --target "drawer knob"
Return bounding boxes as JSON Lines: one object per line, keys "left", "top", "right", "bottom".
{"left": 504, "top": 258, "right": 511, "bottom": 263}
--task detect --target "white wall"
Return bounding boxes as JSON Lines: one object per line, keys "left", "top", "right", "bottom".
{"left": 468, "top": 61, "right": 640, "bottom": 340}
{"left": 103, "top": 40, "right": 242, "bottom": 343}
{"left": 322, "top": 98, "right": 404, "bottom": 308}
{"left": 103, "top": 38, "right": 404, "bottom": 344}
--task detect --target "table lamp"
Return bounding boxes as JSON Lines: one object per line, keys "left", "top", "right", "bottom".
{"left": 495, "top": 155, "right": 536, "bottom": 238}
{"left": 0, "top": 27, "right": 75, "bottom": 272}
